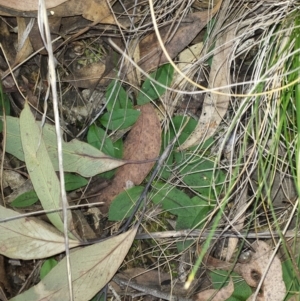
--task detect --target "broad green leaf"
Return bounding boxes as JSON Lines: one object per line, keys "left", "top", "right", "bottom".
{"left": 40, "top": 258, "right": 58, "bottom": 280}
{"left": 5, "top": 116, "right": 125, "bottom": 177}
{"left": 171, "top": 116, "right": 197, "bottom": 145}
{"left": 64, "top": 173, "right": 88, "bottom": 191}
{"left": 176, "top": 196, "right": 213, "bottom": 230}
{"left": 87, "top": 124, "right": 114, "bottom": 156}
{"left": 105, "top": 80, "right": 133, "bottom": 111}
{"left": 0, "top": 206, "right": 80, "bottom": 260}
{"left": 109, "top": 186, "right": 144, "bottom": 221}
{"left": 20, "top": 102, "right": 73, "bottom": 235}
{"left": 137, "top": 64, "right": 174, "bottom": 105}
{"left": 10, "top": 228, "right": 137, "bottom": 301}
{"left": 100, "top": 109, "right": 140, "bottom": 131}
{"left": 151, "top": 183, "right": 196, "bottom": 217}
{"left": 210, "top": 270, "right": 252, "bottom": 301}
{"left": 10, "top": 190, "right": 39, "bottom": 207}
{"left": 179, "top": 157, "right": 225, "bottom": 197}
{"left": 176, "top": 196, "right": 213, "bottom": 252}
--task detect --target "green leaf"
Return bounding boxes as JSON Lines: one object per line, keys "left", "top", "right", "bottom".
{"left": 282, "top": 258, "right": 299, "bottom": 300}
{"left": 0, "top": 85, "right": 10, "bottom": 132}
{"left": 20, "top": 102, "right": 74, "bottom": 236}
{"left": 100, "top": 109, "right": 140, "bottom": 131}
{"left": 64, "top": 173, "right": 88, "bottom": 191}
{"left": 5, "top": 116, "right": 125, "bottom": 177}
{"left": 151, "top": 183, "right": 197, "bottom": 217}
{"left": 210, "top": 270, "right": 252, "bottom": 301}
{"left": 179, "top": 157, "right": 225, "bottom": 197}
{"left": 137, "top": 64, "right": 174, "bottom": 105}
{"left": 87, "top": 124, "right": 114, "bottom": 156}
{"left": 171, "top": 116, "right": 197, "bottom": 145}
{"left": 109, "top": 186, "right": 144, "bottom": 221}
{"left": 175, "top": 196, "right": 213, "bottom": 252}
{"left": 105, "top": 80, "right": 133, "bottom": 111}
{"left": 10, "top": 190, "right": 39, "bottom": 208}
{"left": 40, "top": 258, "right": 58, "bottom": 280}
{"left": 176, "top": 196, "right": 213, "bottom": 229}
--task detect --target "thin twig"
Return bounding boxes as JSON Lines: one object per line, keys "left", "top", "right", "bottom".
{"left": 113, "top": 275, "right": 193, "bottom": 301}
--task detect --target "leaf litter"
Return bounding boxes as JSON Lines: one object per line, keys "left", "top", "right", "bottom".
{"left": 0, "top": 0, "right": 299, "bottom": 300}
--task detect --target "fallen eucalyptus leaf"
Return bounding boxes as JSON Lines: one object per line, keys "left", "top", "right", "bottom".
{"left": 20, "top": 102, "right": 73, "bottom": 235}
{"left": 10, "top": 227, "right": 137, "bottom": 301}
{"left": 0, "top": 206, "right": 80, "bottom": 260}
{"left": 5, "top": 116, "right": 125, "bottom": 177}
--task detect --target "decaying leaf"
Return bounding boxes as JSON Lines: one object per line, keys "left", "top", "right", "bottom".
{"left": 235, "top": 240, "right": 286, "bottom": 301}
{"left": 92, "top": 103, "right": 161, "bottom": 213}
{"left": 139, "top": 1, "right": 222, "bottom": 72}
{"left": 0, "top": 0, "right": 116, "bottom": 24}
{"left": 193, "top": 278, "right": 234, "bottom": 301}
{"left": 0, "top": 0, "right": 67, "bottom": 12}
{"left": 5, "top": 116, "right": 126, "bottom": 177}
{"left": 178, "top": 23, "right": 235, "bottom": 151}
{"left": 10, "top": 227, "right": 137, "bottom": 301}
{"left": 0, "top": 206, "right": 80, "bottom": 260}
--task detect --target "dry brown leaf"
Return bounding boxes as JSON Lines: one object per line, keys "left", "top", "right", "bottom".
{"left": 139, "top": 1, "right": 222, "bottom": 72}
{"left": 0, "top": 0, "right": 116, "bottom": 24}
{"left": 194, "top": 278, "right": 234, "bottom": 301}
{"left": 0, "top": 0, "right": 67, "bottom": 12}
{"left": 92, "top": 103, "right": 161, "bottom": 213}
{"left": 178, "top": 22, "right": 235, "bottom": 150}
{"left": 235, "top": 240, "right": 286, "bottom": 301}
{"left": 51, "top": 0, "right": 115, "bottom": 23}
